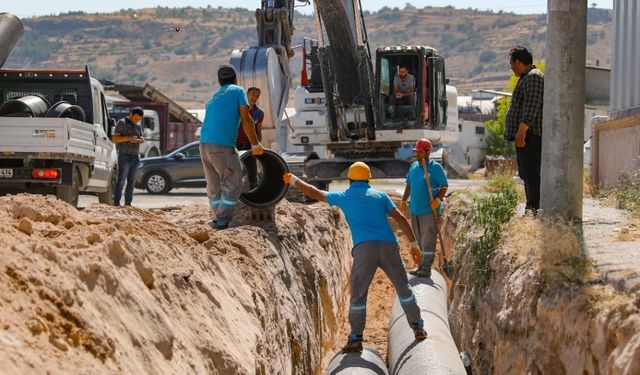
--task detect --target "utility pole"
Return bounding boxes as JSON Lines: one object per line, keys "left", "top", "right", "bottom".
{"left": 540, "top": 0, "right": 588, "bottom": 221}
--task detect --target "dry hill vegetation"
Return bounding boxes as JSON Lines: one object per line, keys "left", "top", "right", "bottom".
{"left": 6, "top": 4, "right": 613, "bottom": 109}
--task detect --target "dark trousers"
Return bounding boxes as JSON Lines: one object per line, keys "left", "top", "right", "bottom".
{"left": 237, "top": 143, "right": 258, "bottom": 189}
{"left": 516, "top": 133, "right": 542, "bottom": 210}
{"left": 114, "top": 154, "right": 139, "bottom": 206}
{"left": 349, "top": 241, "right": 421, "bottom": 336}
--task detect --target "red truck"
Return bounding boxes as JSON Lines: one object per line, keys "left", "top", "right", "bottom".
{"left": 109, "top": 101, "right": 199, "bottom": 157}
{"left": 106, "top": 83, "right": 201, "bottom": 156}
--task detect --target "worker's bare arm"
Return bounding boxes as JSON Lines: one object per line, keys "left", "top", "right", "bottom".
{"left": 290, "top": 177, "right": 327, "bottom": 203}
{"left": 112, "top": 132, "right": 135, "bottom": 144}
{"left": 239, "top": 105, "right": 259, "bottom": 145}
{"left": 437, "top": 186, "right": 448, "bottom": 201}
{"left": 402, "top": 184, "right": 411, "bottom": 202}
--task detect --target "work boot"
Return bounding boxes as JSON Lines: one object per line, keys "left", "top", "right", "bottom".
{"left": 341, "top": 333, "right": 363, "bottom": 353}
{"left": 413, "top": 326, "right": 428, "bottom": 341}
{"left": 410, "top": 266, "right": 431, "bottom": 278}
{"left": 208, "top": 220, "right": 229, "bottom": 230}
{"left": 412, "top": 320, "right": 428, "bottom": 341}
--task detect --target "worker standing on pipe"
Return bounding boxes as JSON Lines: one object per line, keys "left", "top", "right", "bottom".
{"left": 200, "top": 64, "right": 264, "bottom": 230}
{"left": 399, "top": 138, "right": 448, "bottom": 278}
{"left": 284, "top": 162, "right": 427, "bottom": 353}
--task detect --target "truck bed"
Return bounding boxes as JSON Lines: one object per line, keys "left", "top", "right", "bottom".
{"left": 0, "top": 117, "right": 95, "bottom": 160}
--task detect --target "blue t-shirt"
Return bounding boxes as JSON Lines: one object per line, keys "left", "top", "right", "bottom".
{"left": 325, "top": 181, "right": 397, "bottom": 246}
{"left": 200, "top": 84, "right": 249, "bottom": 147}
{"left": 406, "top": 160, "right": 448, "bottom": 215}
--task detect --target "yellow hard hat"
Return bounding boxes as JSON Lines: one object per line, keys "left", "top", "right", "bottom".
{"left": 347, "top": 161, "right": 372, "bottom": 181}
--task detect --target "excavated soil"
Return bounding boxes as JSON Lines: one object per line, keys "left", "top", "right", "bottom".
{"left": 443, "top": 196, "right": 640, "bottom": 375}
{"left": 0, "top": 194, "right": 353, "bottom": 374}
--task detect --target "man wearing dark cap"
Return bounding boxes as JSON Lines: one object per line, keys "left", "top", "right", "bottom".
{"left": 112, "top": 107, "right": 145, "bottom": 206}
{"left": 200, "top": 64, "right": 264, "bottom": 229}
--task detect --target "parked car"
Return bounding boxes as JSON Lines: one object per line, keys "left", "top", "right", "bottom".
{"left": 135, "top": 141, "right": 304, "bottom": 195}
{"left": 135, "top": 141, "right": 205, "bottom": 194}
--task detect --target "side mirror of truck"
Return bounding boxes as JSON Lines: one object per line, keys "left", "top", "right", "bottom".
{"left": 174, "top": 153, "right": 185, "bottom": 160}
{"left": 108, "top": 118, "right": 116, "bottom": 139}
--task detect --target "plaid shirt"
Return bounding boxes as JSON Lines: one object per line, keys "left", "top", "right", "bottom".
{"left": 504, "top": 65, "right": 544, "bottom": 140}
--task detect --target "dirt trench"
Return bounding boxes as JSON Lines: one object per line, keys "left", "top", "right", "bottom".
{"left": 0, "top": 194, "right": 354, "bottom": 374}
{"left": 442, "top": 197, "right": 640, "bottom": 375}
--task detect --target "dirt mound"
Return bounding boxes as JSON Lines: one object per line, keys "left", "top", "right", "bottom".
{"left": 0, "top": 194, "right": 351, "bottom": 374}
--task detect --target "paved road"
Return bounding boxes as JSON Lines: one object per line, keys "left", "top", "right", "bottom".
{"left": 582, "top": 198, "right": 640, "bottom": 294}
{"left": 79, "top": 179, "right": 487, "bottom": 209}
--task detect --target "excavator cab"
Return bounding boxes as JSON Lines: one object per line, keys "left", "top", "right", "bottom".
{"left": 376, "top": 46, "right": 448, "bottom": 131}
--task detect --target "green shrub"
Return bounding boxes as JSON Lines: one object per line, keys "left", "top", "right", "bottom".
{"left": 463, "top": 186, "right": 519, "bottom": 295}
{"left": 614, "top": 170, "right": 640, "bottom": 216}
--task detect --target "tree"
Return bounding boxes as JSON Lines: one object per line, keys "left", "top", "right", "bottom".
{"left": 484, "top": 61, "right": 545, "bottom": 158}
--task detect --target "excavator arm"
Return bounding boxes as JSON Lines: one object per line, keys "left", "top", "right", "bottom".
{"left": 230, "top": 0, "right": 375, "bottom": 148}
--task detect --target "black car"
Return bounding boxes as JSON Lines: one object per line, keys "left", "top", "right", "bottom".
{"left": 135, "top": 141, "right": 206, "bottom": 194}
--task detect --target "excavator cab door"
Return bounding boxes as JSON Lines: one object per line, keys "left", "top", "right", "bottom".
{"left": 428, "top": 56, "right": 448, "bottom": 130}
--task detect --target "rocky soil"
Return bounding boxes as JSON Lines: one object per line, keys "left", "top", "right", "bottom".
{"left": 0, "top": 194, "right": 352, "bottom": 374}
{"left": 443, "top": 197, "right": 640, "bottom": 375}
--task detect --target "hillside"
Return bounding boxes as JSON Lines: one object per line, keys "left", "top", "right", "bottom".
{"left": 5, "top": 5, "right": 613, "bottom": 109}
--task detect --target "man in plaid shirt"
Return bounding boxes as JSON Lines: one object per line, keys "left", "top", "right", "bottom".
{"left": 504, "top": 46, "right": 544, "bottom": 214}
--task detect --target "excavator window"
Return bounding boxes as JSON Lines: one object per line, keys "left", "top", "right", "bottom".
{"left": 378, "top": 54, "right": 420, "bottom": 127}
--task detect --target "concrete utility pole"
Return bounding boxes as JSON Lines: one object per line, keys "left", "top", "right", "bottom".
{"left": 540, "top": 0, "right": 588, "bottom": 221}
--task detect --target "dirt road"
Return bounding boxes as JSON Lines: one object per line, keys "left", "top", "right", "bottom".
{"left": 79, "top": 179, "right": 486, "bottom": 209}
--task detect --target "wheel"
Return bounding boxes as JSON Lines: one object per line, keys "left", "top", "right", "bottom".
{"left": 146, "top": 148, "right": 160, "bottom": 158}
{"left": 98, "top": 168, "right": 117, "bottom": 205}
{"left": 56, "top": 167, "right": 80, "bottom": 207}
{"left": 144, "top": 171, "right": 171, "bottom": 194}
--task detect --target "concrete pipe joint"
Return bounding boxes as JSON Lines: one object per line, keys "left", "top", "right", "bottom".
{"left": 239, "top": 149, "right": 289, "bottom": 208}
{"left": 0, "top": 13, "right": 24, "bottom": 69}
{"left": 325, "top": 347, "right": 388, "bottom": 375}
{"left": 388, "top": 270, "right": 466, "bottom": 375}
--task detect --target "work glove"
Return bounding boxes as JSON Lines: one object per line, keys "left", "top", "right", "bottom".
{"left": 251, "top": 143, "right": 265, "bottom": 156}
{"left": 399, "top": 200, "right": 408, "bottom": 215}
{"left": 283, "top": 173, "right": 299, "bottom": 185}
{"left": 430, "top": 197, "right": 441, "bottom": 212}
{"left": 410, "top": 241, "right": 422, "bottom": 266}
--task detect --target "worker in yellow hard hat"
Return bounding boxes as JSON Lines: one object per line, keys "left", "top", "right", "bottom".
{"left": 284, "top": 162, "right": 426, "bottom": 353}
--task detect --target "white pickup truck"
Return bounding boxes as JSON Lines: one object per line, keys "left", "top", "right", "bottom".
{"left": 0, "top": 67, "right": 117, "bottom": 206}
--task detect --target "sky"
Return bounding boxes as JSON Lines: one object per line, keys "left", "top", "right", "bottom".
{"left": 3, "top": 0, "right": 614, "bottom": 18}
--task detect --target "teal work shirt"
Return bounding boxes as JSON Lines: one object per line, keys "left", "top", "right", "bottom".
{"left": 325, "top": 182, "right": 398, "bottom": 246}
{"left": 406, "top": 160, "right": 448, "bottom": 215}
{"left": 200, "top": 84, "right": 249, "bottom": 147}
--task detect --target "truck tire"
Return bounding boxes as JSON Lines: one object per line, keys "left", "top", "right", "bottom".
{"left": 146, "top": 148, "right": 160, "bottom": 158}
{"left": 98, "top": 169, "right": 116, "bottom": 205}
{"left": 56, "top": 167, "right": 80, "bottom": 207}
{"left": 144, "top": 171, "right": 171, "bottom": 194}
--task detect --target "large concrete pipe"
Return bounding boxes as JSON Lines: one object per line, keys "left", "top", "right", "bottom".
{"left": 388, "top": 270, "right": 466, "bottom": 375}
{"left": 239, "top": 149, "right": 289, "bottom": 208}
{"left": 325, "top": 347, "right": 389, "bottom": 375}
{"left": 0, "top": 13, "right": 24, "bottom": 68}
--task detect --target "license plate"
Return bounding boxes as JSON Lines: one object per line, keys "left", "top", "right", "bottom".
{"left": 0, "top": 169, "right": 13, "bottom": 178}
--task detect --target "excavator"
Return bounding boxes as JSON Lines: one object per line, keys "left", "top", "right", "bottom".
{"left": 230, "top": 0, "right": 457, "bottom": 187}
